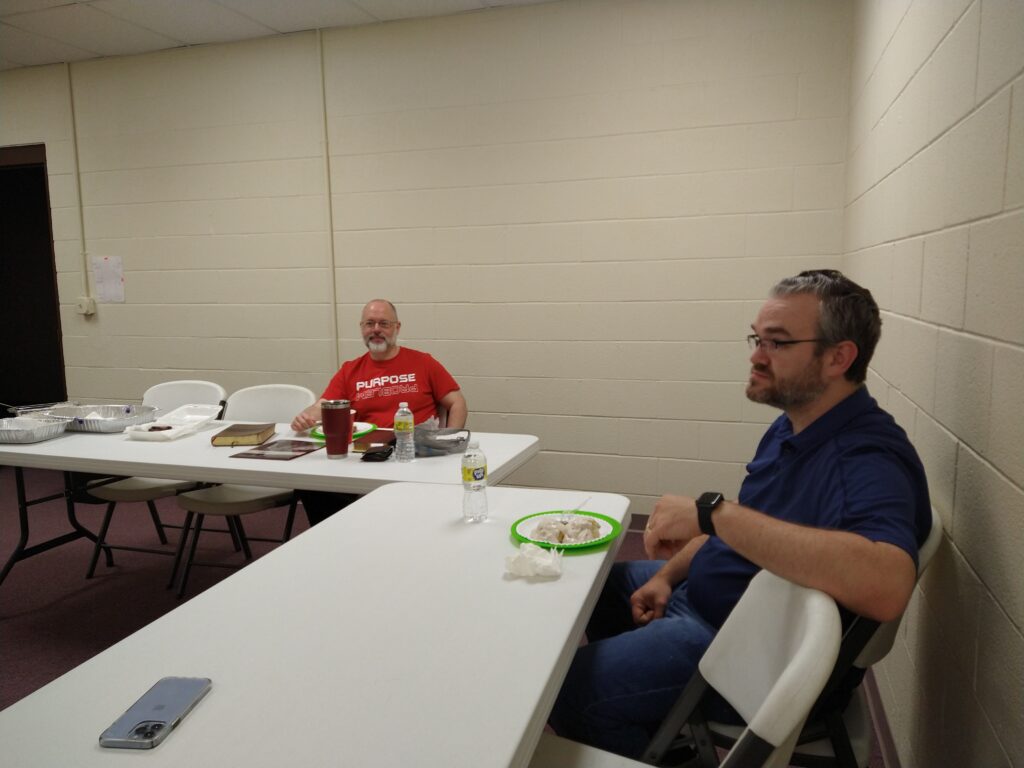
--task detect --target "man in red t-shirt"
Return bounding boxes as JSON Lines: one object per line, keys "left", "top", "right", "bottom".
{"left": 291, "top": 299, "right": 468, "bottom": 524}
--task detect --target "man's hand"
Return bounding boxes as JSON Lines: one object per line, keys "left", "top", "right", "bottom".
{"left": 630, "top": 572, "right": 673, "bottom": 626}
{"left": 290, "top": 402, "right": 323, "bottom": 432}
{"left": 643, "top": 494, "right": 702, "bottom": 559}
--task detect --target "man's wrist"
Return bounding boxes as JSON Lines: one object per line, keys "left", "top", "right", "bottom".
{"left": 696, "top": 492, "right": 725, "bottom": 537}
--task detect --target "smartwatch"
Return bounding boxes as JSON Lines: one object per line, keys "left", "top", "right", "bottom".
{"left": 697, "top": 492, "right": 725, "bottom": 537}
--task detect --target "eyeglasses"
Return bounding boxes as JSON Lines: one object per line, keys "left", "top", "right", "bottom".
{"left": 747, "top": 334, "right": 826, "bottom": 353}
{"left": 360, "top": 320, "right": 396, "bottom": 329}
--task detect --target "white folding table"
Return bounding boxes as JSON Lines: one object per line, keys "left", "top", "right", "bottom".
{"left": 0, "top": 425, "right": 539, "bottom": 585}
{"left": 0, "top": 482, "right": 630, "bottom": 768}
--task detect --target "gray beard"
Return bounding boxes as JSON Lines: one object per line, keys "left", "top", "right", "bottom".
{"left": 366, "top": 337, "right": 397, "bottom": 355}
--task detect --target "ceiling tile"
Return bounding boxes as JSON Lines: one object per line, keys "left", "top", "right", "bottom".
{"left": 352, "top": 0, "right": 487, "bottom": 22}
{"left": 0, "top": 20, "right": 98, "bottom": 67}
{"left": 91, "top": 0, "right": 277, "bottom": 44}
{"left": 0, "top": 0, "right": 70, "bottom": 17}
{"left": 216, "top": 0, "right": 376, "bottom": 33}
{"left": 5, "top": 3, "right": 183, "bottom": 56}
{"left": 0, "top": 0, "right": 555, "bottom": 70}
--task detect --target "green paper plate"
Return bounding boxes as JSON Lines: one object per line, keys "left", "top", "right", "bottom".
{"left": 510, "top": 510, "right": 622, "bottom": 551}
{"left": 309, "top": 422, "right": 376, "bottom": 441}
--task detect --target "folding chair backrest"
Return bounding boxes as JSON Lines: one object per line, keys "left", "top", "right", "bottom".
{"left": 143, "top": 380, "right": 227, "bottom": 416}
{"left": 224, "top": 384, "right": 315, "bottom": 424}
{"left": 701, "top": 570, "right": 842, "bottom": 757}
{"left": 852, "top": 506, "right": 943, "bottom": 669}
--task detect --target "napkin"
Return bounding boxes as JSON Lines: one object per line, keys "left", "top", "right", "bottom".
{"left": 505, "top": 543, "right": 562, "bottom": 579}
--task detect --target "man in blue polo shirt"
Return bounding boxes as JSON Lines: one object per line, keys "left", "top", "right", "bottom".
{"left": 549, "top": 270, "right": 932, "bottom": 758}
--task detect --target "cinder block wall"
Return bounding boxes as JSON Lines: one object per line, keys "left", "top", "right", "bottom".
{"left": 844, "top": 1, "right": 1024, "bottom": 765}
{"left": 0, "top": 0, "right": 852, "bottom": 515}
{"left": 324, "top": 0, "right": 851, "bottom": 509}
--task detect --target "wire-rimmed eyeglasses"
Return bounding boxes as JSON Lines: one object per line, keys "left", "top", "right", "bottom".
{"left": 746, "top": 334, "right": 826, "bottom": 353}
{"left": 360, "top": 320, "right": 396, "bottom": 329}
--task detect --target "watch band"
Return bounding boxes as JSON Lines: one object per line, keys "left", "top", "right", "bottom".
{"left": 697, "top": 492, "right": 725, "bottom": 537}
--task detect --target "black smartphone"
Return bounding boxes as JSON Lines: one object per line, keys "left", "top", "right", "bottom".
{"left": 98, "top": 677, "right": 211, "bottom": 749}
{"left": 361, "top": 445, "right": 394, "bottom": 462}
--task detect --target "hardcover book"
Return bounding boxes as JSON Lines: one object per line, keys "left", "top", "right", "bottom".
{"left": 210, "top": 423, "right": 275, "bottom": 446}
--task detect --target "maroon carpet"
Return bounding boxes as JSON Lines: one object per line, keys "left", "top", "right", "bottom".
{"left": 0, "top": 466, "right": 308, "bottom": 710}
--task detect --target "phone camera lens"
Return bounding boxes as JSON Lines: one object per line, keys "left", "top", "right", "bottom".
{"left": 151, "top": 723, "right": 164, "bottom": 731}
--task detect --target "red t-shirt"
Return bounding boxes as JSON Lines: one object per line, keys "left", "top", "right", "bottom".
{"left": 321, "top": 347, "right": 459, "bottom": 428}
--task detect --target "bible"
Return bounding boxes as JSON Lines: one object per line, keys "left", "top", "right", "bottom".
{"left": 210, "top": 423, "right": 275, "bottom": 446}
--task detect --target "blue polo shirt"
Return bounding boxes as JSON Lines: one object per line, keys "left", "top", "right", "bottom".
{"left": 687, "top": 386, "right": 932, "bottom": 629}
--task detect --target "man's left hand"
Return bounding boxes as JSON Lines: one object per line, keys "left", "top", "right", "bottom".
{"left": 643, "top": 494, "right": 701, "bottom": 559}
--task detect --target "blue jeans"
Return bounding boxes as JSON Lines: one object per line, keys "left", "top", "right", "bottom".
{"left": 548, "top": 561, "right": 719, "bottom": 759}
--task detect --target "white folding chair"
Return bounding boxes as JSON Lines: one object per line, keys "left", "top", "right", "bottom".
{"left": 785, "top": 507, "right": 944, "bottom": 768}
{"left": 655, "top": 508, "right": 944, "bottom": 768}
{"left": 531, "top": 570, "right": 842, "bottom": 768}
{"left": 85, "top": 380, "right": 227, "bottom": 580}
{"left": 172, "top": 384, "right": 315, "bottom": 597}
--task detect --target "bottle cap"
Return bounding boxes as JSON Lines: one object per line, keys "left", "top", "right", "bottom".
{"left": 399, "top": 402, "right": 408, "bottom": 408}
{"left": 468, "top": 440, "right": 479, "bottom": 448}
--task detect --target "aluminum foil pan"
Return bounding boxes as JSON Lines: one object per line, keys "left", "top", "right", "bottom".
{"left": 5, "top": 401, "right": 75, "bottom": 416}
{"left": 0, "top": 416, "right": 69, "bottom": 444}
{"left": 43, "top": 404, "right": 158, "bottom": 433}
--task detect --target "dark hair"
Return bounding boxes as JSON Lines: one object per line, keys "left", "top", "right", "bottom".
{"left": 770, "top": 270, "right": 881, "bottom": 384}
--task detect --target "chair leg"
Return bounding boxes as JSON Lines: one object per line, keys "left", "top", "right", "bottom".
{"left": 230, "top": 517, "right": 253, "bottom": 560}
{"left": 228, "top": 517, "right": 242, "bottom": 551}
{"left": 689, "top": 719, "right": 720, "bottom": 767}
{"left": 146, "top": 500, "right": 169, "bottom": 545}
{"left": 282, "top": 499, "right": 298, "bottom": 542}
{"left": 168, "top": 511, "right": 194, "bottom": 590}
{"left": 176, "top": 513, "right": 205, "bottom": 599}
{"left": 86, "top": 502, "right": 118, "bottom": 578}
{"left": 826, "top": 709, "right": 858, "bottom": 768}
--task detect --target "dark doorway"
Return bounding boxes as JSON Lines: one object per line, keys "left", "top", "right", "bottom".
{"left": 0, "top": 144, "right": 67, "bottom": 408}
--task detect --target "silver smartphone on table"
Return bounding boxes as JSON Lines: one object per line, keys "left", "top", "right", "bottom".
{"left": 98, "top": 676, "right": 211, "bottom": 749}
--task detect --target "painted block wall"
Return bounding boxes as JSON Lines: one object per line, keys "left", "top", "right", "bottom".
{"left": 322, "top": 0, "right": 851, "bottom": 511}
{"left": 845, "top": 0, "right": 1024, "bottom": 764}
{"left": 0, "top": 0, "right": 852, "bottom": 517}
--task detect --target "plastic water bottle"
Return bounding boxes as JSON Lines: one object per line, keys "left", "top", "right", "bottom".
{"left": 394, "top": 402, "right": 415, "bottom": 463}
{"left": 461, "top": 440, "right": 488, "bottom": 523}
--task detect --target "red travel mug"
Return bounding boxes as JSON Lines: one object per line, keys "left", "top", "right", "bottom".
{"left": 321, "top": 400, "right": 353, "bottom": 459}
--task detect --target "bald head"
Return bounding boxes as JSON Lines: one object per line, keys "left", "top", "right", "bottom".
{"left": 359, "top": 299, "right": 401, "bottom": 360}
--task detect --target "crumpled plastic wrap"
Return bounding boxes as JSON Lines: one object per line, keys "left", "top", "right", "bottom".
{"left": 505, "top": 543, "right": 563, "bottom": 579}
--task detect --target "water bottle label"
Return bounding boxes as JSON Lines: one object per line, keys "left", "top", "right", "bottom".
{"left": 462, "top": 465, "right": 487, "bottom": 483}
{"left": 394, "top": 419, "right": 413, "bottom": 432}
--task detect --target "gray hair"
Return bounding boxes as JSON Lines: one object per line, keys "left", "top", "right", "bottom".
{"left": 770, "top": 270, "right": 881, "bottom": 384}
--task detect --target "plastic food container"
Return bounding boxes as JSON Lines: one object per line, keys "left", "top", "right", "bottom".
{"left": 153, "top": 403, "right": 222, "bottom": 425}
{"left": 43, "top": 404, "right": 158, "bottom": 433}
{"left": 125, "top": 403, "right": 222, "bottom": 441}
{"left": 0, "top": 416, "right": 69, "bottom": 444}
